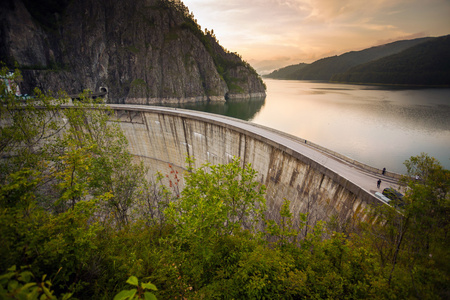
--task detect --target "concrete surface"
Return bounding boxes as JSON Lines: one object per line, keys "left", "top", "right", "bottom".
{"left": 108, "top": 104, "right": 402, "bottom": 224}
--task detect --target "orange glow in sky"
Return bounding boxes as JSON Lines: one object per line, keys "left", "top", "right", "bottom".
{"left": 183, "top": 0, "right": 450, "bottom": 74}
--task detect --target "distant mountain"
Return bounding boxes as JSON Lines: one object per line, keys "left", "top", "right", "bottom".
{"left": 263, "top": 63, "right": 308, "bottom": 79}
{"left": 331, "top": 35, "right": 450, "bottom": 86}
{"left": 265, "top": 37, "right": 433, "bottom": 81}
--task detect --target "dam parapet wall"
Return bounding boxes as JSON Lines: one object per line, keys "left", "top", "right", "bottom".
{"left": 110, "top": 105, "right": 389, "bottom": 225}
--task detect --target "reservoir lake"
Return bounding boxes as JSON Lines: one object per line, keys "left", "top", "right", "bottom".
{"left": 160, "top": 79, "right": 450, "bottom": 174}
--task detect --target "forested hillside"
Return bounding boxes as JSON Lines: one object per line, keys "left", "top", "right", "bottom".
{"left": 331, "top": 35, "right": 450, "bottom": 86}
{"left": 265, "top": 37, "right": 434, "bottom": 81}
{"left": 263, "top": 63, "right": 308, "bottom": 79}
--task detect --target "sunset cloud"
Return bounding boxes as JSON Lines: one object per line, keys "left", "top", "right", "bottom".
{"left": 304, "top": 0, "right": 396, "bottom": 21}
{"left": 183, "top": 0, "right": 450, "bottom": 74}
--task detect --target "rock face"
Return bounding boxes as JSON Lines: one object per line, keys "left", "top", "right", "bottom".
{"left": 0, "top": 0, "right": 266, "bottom": 103}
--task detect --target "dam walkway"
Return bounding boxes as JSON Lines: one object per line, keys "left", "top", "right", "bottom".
{"left": 108, "top": 104, "right": 402, "bottom": 202}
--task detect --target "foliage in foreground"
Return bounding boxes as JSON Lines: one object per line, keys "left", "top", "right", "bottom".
{"left": 1, "top": 68, "right": 449, "bottom": 299}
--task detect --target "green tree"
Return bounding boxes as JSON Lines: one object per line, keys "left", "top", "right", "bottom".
{"left": 0, "top": 265, "right": 72, "bottom": 300}
{"left": 160, "top": 158, "right": 266, "bottom": 294}
{"left": 0, "top": 67, "right": 151, "bottom": 296}
{"left": 399, "top": 153, "right": 449, "bottom": 296}
{"left": 355, "top": 153, "right": 449, "bottom": 298}
{"left": 0, "top": 66, "right": 67, "bottom": 209}
{"left": 165, "top": 157, "right": 266, "bottom": 240}
{"left": 265, "top": 199, "right": 309, "bottom": 248}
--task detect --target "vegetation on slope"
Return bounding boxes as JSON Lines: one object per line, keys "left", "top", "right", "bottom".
{"left": 265, "top": 37, "right": 434, "bottom": 82}
{"left": 1, "top": 68, "right": 449, "bottom": 299}
{"left": 157, "top": 0, "right": 266, "bottom": 95}
{"left": 331, "top": 35, "right": 450, "bottom": 86}
{"left": 170, "top": 0, "right": 265, "bottom": 94}
{"left": 8, "top": 0, "right": 265, "bottom": 101}
{"left": 263, "top": 63, "right": 308, "bottom": 80}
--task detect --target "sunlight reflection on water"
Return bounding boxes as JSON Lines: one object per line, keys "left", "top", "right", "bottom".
{"left": 250, "top": 80, "right": 450, "bottom": 173}
{"left": 160, "top": 80, "right": 450, "bottom": 173}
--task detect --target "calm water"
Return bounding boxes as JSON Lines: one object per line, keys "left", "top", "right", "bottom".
{"left": 160, "top": 79, "right": 450, "bottom": 173}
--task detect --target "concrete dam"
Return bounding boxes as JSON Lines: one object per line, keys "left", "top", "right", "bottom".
{"left": 109, "top": 104, "right": 400, "bottom": 224}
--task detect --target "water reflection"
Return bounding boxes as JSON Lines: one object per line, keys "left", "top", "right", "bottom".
{"left": 158, "top": 96, "right": 266, "bottom": 121}
{"left": 155, "top": 80, "right": 450, "bottom": 173}
{"left": 252, "top": 80, "right": 450, "bottom": 173}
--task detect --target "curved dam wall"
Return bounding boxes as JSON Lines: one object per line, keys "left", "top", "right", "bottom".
{"left": 110, "top": 105, "right": 380, "bottom": 224}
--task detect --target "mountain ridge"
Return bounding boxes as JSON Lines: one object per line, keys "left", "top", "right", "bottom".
{"left": 264, "top": 36, "right": 449, "bottom": 86}
{"left": 0, "top": 0, "right": 266, "bottom": 103}
{"left": 331, "top": 35, "right": 450, "bottom": 86}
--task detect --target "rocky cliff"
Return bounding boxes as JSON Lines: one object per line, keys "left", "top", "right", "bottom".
{"left": 0, "top": 0, "right": 266, "bottom": 103}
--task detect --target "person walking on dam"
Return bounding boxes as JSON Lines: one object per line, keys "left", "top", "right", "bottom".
{"left": 377, "top": 179, "right": 381, "bottom": 188}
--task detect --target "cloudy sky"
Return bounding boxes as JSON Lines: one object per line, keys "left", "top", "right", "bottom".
{"left": 182, "top": 0, "right": 450, "bottom": 74}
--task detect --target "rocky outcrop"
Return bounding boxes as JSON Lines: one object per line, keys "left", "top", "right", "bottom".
{"left": 0, "top": 0, "right": 266, "bottom": 103}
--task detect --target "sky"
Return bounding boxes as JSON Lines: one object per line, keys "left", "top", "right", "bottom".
{"left": 182, "top": 0, "right": 450, "bottom": 74}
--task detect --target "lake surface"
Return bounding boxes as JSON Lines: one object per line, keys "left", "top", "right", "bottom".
{"left": 160, "top": 79, "right": 450, "bottom": 174}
